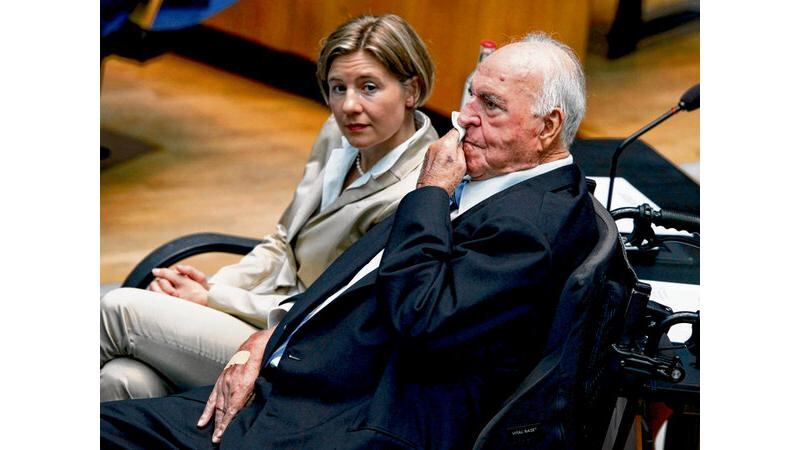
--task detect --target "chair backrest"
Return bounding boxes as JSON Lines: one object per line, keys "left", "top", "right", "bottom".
{"left": 473, "top": 198, "right": 640, "bottom": 449}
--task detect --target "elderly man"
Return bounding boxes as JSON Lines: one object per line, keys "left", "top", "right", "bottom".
{"left": 101, "top": 32, "right": 598, "bottom": 449}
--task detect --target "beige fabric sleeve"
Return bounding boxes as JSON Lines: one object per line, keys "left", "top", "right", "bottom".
{"left": 206, "top": 284, "right": 294, "bottom": 329}
{"left": 208, "top": 225, "right": 290, "bottom": 290}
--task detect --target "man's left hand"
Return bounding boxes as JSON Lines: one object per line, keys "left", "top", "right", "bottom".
{"left": 416, "top": 129, "right": 466, "bottom": 195}
{"left": 197, "top": 327, "right": 274, "bottom": 444}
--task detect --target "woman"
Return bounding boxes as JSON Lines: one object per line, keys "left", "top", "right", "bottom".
{"left": 100, "top": 14, "right": 437, "bottom": 401}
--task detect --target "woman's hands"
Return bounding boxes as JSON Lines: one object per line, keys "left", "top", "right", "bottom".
{"left": 197, "top": 327, "right": 275, "bottom": 444}
{"left": 148, "top": 264, "right": 211, "bottom": 306}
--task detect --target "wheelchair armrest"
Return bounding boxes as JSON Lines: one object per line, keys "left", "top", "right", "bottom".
{"left": 122, "top": 232, "right": 261, "bottom": 289}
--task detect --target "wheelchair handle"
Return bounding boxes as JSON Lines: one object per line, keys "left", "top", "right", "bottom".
{"left": 611, "top": 204, "right": 700, "bottom": 234}
{"left": 645, "top": 311, "right": 700, "bottom": 355}
{"left": 657, "top": 209, "right": 700, "bottom": 234}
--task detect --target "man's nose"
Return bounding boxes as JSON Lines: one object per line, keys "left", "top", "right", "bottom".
{"left": 458, "top": 99, "right": 481, "bottom": 128}
{"left": 342, "top": 90, "right": 363, "bottom": 114}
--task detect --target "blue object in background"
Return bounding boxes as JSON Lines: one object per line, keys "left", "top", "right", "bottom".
{"left": 151, "top": 0, "right": 238, "bottom": 31}
{"left": 101, "top": 0, "right": 139, "bottom": 37}
{"left": 101, "top": 0, "right": 238, "bottom": 37}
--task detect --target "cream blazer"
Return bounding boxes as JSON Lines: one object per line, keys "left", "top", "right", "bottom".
{"left": 206, "top": 112, "right": 438, "bottom": 329}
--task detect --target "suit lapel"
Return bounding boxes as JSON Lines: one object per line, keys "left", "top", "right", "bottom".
{"left": 285, "top": 173, "right": 326, "bottom": 240}
{"left": 301, "top": 121, "right": 433, "bottom": 229}
{"left": 304, "top": 172, "right": 398, "bottom": 230}
{"left": 266, "top": 215, "right": 394, "bottom": 352}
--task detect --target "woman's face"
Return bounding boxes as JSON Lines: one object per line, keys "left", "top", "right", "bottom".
{"left": 327, "top": 50, "right": 417, "bottom": 153}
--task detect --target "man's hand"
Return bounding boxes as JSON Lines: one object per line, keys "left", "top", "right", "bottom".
{"left": 416, "top": 129, "right": 467, "bottom": 195}
{"left": 197, "top": 327, "right": 275, "bottom": 444}
{"left": 148, "top": 267, "right": 210, "bottom": 306}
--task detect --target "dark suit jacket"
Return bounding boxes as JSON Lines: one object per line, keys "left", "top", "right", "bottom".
{"left": 238, "top": 164, "right": 598, "bottom": 449}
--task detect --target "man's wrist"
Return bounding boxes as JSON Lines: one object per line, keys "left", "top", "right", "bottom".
{"left": 416, "top": 181, "right": 455, "bottom": 194}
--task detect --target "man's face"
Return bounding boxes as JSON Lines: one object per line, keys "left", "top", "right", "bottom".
{"left": 457, "top": 46, "right": 547, "bottom": 180}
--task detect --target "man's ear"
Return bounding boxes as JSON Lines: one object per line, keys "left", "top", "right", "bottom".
{"left": 404, "top": 76, "right": 420, "bottom": 108}
{"left": 539, "top": 108, "right": 564, "bottom": 147}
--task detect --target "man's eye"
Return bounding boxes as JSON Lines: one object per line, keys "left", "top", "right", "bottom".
{"left": 485, "top": 100, "right": 497, "bottom": 110}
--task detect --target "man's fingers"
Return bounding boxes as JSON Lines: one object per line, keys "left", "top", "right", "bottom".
{"left": 197, "top": 404, "right": 213, "bottom": 428}
{"left": 434, "top": 129, "right": 462, "bottom": 152}
{"left": 456, "top": 142, "right": 466, "bottom": 163}
{"left": 213, "top": 406, "right": 239, "bottom": 443}
{"left": 212, "top": 387, "right": 253, "bottom": 444}
{"left": 212, "top": 384, "right": 226, "bottom": 443}
{"left": 197, "top": 384, "right": 219, "bottom": 428}
{"left": 444, "top": 128, "right": 461, "bottom": 141}
{"left": 212, "top": 393, "right": 228, "bottom": 444}
{"left": 213, "top": 409, "right": 225, "bottom": 443}
{"left": 433, "top": 129, "right": 461, "bottom": 151}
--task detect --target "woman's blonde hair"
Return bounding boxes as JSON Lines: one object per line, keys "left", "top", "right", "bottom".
{"left": 316, "top": 14, "right": 435, "bottom": 108}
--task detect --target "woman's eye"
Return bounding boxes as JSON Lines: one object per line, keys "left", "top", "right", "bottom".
{"left": 363, "top": 83, "right": 378, "bottom": 93}
{"left": 330, "top": 85, "right": 346, "bottom": 95}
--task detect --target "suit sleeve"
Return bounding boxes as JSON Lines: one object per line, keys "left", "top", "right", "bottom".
{"left": 377, "top": 186, "right": 554, "bottom": 351}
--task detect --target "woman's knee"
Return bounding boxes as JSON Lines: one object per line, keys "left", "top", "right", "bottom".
{"left": 101, "top": 287, "right": 145, "bottom": 312}
{"left": 101, "top": 358, "right": 171, "bottom": 401}
{"left": 100, "top": 287, "right": 165, "bottom": 323}
{"left": 100, "top": 288, "right": 153, "bottom": 360}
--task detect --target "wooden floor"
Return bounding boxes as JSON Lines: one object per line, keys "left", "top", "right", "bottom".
{"left": 582, "top": 21, "right": 700, "bottom": 164}
{"left": 100, "top": 25, "right": 699, "bottom": 284}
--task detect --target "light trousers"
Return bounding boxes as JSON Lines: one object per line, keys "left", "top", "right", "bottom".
{"left": 100, "top": 287, "right": 258, "bottom": 402}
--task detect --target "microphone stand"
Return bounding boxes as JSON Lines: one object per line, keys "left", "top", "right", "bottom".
{"left": 606, "top": 104, "right": 682, "bottom": 210}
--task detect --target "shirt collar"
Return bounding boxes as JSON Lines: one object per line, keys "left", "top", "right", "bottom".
{"left": 452, "top": 155, "right": 574, "bottom": 218}
{"left": 321, "top": 111, "right": 430, "bottom": 211}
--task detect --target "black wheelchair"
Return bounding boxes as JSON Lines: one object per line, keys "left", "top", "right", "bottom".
{"left": 120, "top": 195, "right": 700, "bottom": 450}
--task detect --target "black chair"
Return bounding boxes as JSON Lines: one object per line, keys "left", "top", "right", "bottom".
{"left": 472, "top": 197, "right": 645, "bottom": 449}
{"left": 473, "top": 198, "right": 699, "bottom": 450}
{"left": 122, "top": 232, "right": 259, "bottom": 289}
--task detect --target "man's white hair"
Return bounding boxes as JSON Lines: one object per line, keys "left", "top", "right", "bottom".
{"left": 520, "top": 32, "right": 586, "bottom": 149}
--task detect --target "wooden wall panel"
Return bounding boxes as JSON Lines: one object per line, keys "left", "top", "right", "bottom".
{"left": 206, "top": 0, "right": 590, "bottom": 115}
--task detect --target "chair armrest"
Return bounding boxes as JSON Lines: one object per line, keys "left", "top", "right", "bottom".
{"left": 122, "top": 232, "right": 261, "bottom": 289}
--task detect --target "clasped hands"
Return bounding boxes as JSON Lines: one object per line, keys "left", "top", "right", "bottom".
{"left": 149, "top": 264, "right": 210, "bottom": 306}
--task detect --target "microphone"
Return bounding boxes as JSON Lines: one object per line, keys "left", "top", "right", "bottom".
{"left": 679, "top": 84, "right": 700, "bottom": 111}
{"left": 605, "top": 83, "right": 700, "bottom": 210}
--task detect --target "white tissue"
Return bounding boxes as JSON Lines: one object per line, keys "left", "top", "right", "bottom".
{"left": 451, "top": 111, "right": 466, "bottom": 141}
